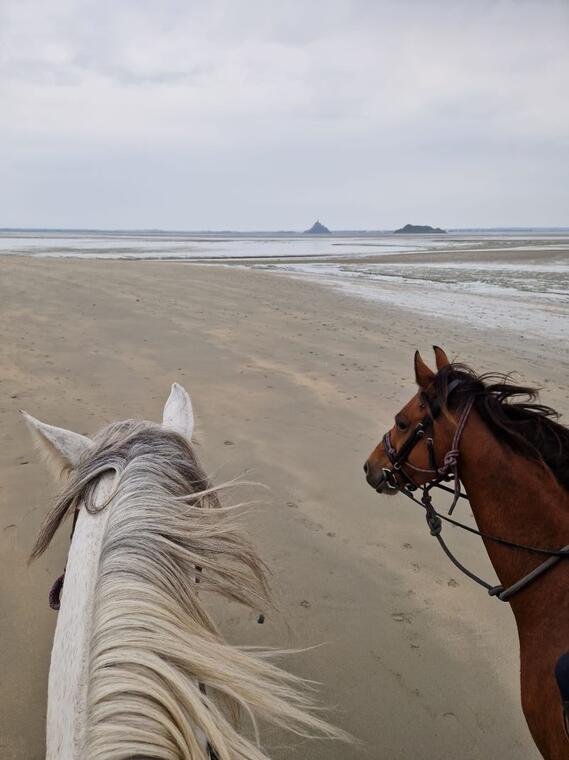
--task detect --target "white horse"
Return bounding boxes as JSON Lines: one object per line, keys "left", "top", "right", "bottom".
{"left": 24, "top": 383, "right": 343, "bottom": 759}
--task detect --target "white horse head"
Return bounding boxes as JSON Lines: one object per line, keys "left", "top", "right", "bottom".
{"left": 23, "top": 385, "right": 344, "bottom": 760}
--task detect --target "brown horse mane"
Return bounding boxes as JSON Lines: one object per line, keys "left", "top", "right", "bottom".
{"left": 433, "top": 363, "right": 569, "bottom": 493}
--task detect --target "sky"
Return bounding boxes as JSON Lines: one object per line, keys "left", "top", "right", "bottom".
{"left": 1, "top": 0, "right": 568, "bottom": 230}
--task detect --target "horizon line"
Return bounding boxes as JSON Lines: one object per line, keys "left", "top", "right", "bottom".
{"left": 2, "top": 225, "right": 569, "bottom": 235}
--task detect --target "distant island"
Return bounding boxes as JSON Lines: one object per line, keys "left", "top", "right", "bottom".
{"left": 394, "top": 223, "right": 446, "bottom": 234}
{"left": 303, "top": 220, "right": 331, "bottom": 235}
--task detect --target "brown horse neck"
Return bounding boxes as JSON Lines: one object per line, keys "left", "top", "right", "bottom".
{"left": 457, "top": 409, "right": 569, "bottom": 624}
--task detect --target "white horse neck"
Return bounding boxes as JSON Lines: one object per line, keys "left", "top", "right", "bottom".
{"left": 46, "top": 475, "right": 113, "bottom": 760}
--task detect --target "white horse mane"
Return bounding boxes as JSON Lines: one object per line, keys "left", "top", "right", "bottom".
{"left": 31, "top": 418, "right": 345, "bottom": 759}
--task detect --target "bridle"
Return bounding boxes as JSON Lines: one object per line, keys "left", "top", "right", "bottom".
{"left": 381, "top": 379, "right": 468, "bottom": 507}
{"left": 378, "top": 380, "right": 569, "bottom": 602}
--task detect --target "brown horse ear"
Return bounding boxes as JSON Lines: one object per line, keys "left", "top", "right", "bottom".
{"left": 433, "top": 345, "right": 450, "bottom": 371}
{"left": 414, "top": 350, "right": 435, "bottom": 388}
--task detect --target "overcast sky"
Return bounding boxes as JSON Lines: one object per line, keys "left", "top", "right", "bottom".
{"left": 1, "top": 0, "right": 568, "bottom": 230}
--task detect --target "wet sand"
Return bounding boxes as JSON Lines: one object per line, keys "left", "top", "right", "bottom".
{"left": 1, "top": 256, "right": 566, "bottom": 759}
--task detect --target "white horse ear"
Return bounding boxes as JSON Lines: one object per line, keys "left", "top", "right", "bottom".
{"left": 20, "top": 411, "right": 92, "bottom": 476}
{"left": 162, "top": 383, "right": 194, "bottom": 441}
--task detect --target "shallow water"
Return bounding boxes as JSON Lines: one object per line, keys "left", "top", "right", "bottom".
{"left": 270, "top": 260, "right": 569, "bottom": 298}
{"left": 0, "top": 230, "right": 469, "bottom": 259}
{"left": 2, "top": 229, "right": 567, "bottom": 342}
{"left": 266, "top": 257, "right": 569, "bottom": 342}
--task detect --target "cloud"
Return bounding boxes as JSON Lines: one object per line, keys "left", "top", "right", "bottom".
{"left": 0, "top": 0, "right": 568, "bottom": 227}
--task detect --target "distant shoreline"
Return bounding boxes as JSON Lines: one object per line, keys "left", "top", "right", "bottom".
{"left": 2, "top": 227, "right": 569, "bottom": 236}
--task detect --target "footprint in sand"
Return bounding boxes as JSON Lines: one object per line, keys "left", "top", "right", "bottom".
{"left": 391, "top": 612, "right": 413, "bottom": 624}
{"left": 300, "top": 516, "right": 323, "bottom": 532}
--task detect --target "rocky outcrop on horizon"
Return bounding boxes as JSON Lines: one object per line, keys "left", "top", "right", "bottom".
{"left": 303, "top": 220, "right": 331, "bottom": 234}
{"left": 394, "top": 223, "right": 446, "bottom": 234}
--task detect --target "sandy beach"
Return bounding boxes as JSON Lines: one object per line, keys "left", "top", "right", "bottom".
{"left": 2, "top": 254, "right": 567, "bottom": 759}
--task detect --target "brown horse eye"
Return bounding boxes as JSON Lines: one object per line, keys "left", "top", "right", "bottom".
{"left": 396, "top": 419, "right": 409, "bottom": 432}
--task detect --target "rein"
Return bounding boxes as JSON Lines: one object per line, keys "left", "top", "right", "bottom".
{"left": 380, "top": 384, "right": 569, "bottom": 602}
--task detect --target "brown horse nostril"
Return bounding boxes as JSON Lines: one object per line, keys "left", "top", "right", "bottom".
{"left": 363, "top": 461, "right": 369, "bottom": 475}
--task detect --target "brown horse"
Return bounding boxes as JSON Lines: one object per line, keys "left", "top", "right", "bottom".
{"left": 364, "top": 346, "right": 569, "bottom": 760}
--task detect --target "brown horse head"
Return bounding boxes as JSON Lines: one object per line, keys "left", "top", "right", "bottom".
{"left": 363, "top": 345, "right": 462, "bottom": 493}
